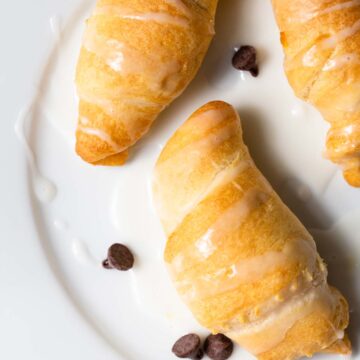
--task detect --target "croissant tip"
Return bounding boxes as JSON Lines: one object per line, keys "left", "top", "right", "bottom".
{"left": 343, "top": 168, "right": 360, "bottom": 188}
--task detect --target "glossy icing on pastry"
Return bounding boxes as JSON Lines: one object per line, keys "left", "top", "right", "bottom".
{"left": 153, "top": 101, "right": 351, "bottom": 360}
{"left": 75, "top": 0, "right": 218, "bottom": 165}
{"left": 272, "top": 0, "right": 360, "bottom": 186}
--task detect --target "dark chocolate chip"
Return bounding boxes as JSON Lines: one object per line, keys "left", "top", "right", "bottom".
{"left": 102, "top": 259, "right": 112, "bottom": 269}
{"left": 172, "top": 334, "right": 203, "bottom": 359}
{"left": 204, "top": 334, "right": 234, "bottom": 360}
{"left": 194, "top": 348, "right": 204, "bottom": 360}
{"left": 103, "top": 243, "right": 134, "bottom": 271}
{"left": 232, "top": 45, "right": 259, "bottom": 77}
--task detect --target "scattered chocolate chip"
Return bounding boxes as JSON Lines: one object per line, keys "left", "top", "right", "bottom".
{"left": 193, "top": 348, "right": 204, "bottom": 360}
{"left": 103, "top": 243, "right": 134, "bottom": 271}
{"left": 232, "top": 45, "right": 259, "bottom": 77}
{"left": 204, "top": 334, "right": 234, "bottom": 360}
{"left": 102, "top": 259, "right": 112, "bottom": 269}
{"left": 172, "top": 334, "right": 203, "bottom": 359}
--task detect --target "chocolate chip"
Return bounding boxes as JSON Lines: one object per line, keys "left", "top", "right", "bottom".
{"left": 172, "top": 334, "right": 203, "bottom": 359}
{"left": 204, "top": 334, "right": 233, "bottom": 360}
{"left": 232, "top": 45, "right": 259, "bottom": 77}
{"left": 103, "top": 243, "right": 134, "bottom": 271}
{"left": 102, "top": 259, "right": 112, "bottom": 269}
{"left": 193, "top": 349, "right": 204, "bottom": 360}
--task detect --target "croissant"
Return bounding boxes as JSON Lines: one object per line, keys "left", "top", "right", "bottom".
{"left": 271, "top": 0, "right": 360, "bottom": 187}
{"left": 153, "top": 101, "right": 351, "bottom": 360}
{"left": 75, "top": 0, "right": 218, "bottom": 165}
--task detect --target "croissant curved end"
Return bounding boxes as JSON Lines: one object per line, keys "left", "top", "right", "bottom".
{"left": 154, "top": 100, "right": 351, "bottom": 360}
{"left": 74, "top": 0, "right": 219, "bottom": 166}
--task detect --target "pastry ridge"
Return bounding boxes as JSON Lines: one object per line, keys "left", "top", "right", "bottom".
{"left": 153, "top": 101, "right": 351, "bottom": 360}
{"left": 272, "top": 0, "right": 360, "bottom": 186}
{"left": 75, "top": 0, "right": 218, "bottom": 165}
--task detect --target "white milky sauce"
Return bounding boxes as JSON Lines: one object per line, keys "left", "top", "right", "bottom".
{"left": 78, "top": 126, "right": 123, "bottom": 152}
{"left": 52, "top": 217, "right": 99, "bottom": 268}
{"left": 53, "top": 218, "right": 68, "bottom": 232}
{"left": 49, "top": 15, "right": 61, "bottom": 42}
{"left": 71, "top": 238, "right": 100, "bottom": 267}
{"left": 15, "top": 107, "right": 57, "bottom": 203}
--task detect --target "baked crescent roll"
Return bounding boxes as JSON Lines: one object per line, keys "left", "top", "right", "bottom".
{"left": 271, "top": 0, "right": 360, "bottom": 187}
{"left": 75, "top": 0, "right": 218, "bottom": 165}
{"left": 153, "top": 101, "right": 351, "bottom": 360}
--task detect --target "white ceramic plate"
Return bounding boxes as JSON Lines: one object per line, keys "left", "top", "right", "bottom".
{"left": 1, "top": 0, "right": 359, "bottom": 359}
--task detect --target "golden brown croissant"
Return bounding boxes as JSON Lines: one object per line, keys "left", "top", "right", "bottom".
{"left": 272, "top": 0, "right": 360, "bottom": 187}
{"left": 75, "top": 0, "right": 218, "bottom": 165}
{"left": 153, "top": 101, "right": 351, "bottom": 360}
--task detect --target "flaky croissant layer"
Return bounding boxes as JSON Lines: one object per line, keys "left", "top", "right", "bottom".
{"left": 272, "top": 0, "right": 360, "bottom": 187}
{"left": 153, "top": 101, "right": 350, "bottom": 360}
{"left": 75, "top": 0, "right": 218, "bottom": 165}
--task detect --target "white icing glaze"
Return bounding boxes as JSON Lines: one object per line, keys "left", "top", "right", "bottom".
{"left": 336, "top": 329, "right": 345, "bottom": 340}
{"left": 79, "top": 89, "right": 160, "bottom": 115}
{"left": 95, "top": 6, "right": 189, "bottom": 27}
{"left": 78, "top": 126, "right": 123, "bottom": 152}
{"left": 181, "top": 107, "right": 234, "bottom": 134}
{"left": 325, "top": 123, "right": 360, "bottom": 159}
{"left": 302, "top": 46, "right": 319, "bottom": 67}
{"left": 328, "top": 123, "right": 360, "bottom": 139}
{"left": 154, "top": 121, "right": 239, "bottom": 235}
{"left": 164, "top": 0, "right": 191, "bottom": 16}
{"left": 194, "top": 189, "right": 269, "bottom": 260}
{"left": 79, "top": 116, "right": 89, "bottom": 126}
{"left": 323, "top": 19, "right": 360, "bottom": 48}
{"left": 78, "top": 90, "right": 161, "bottom": 141}
{"left": 303, "top": 19, "right": 360, "bottom": 67}
{"left": 15, "top": 107, "right": 57, "bottom": 203}
{"left": 202, "top": 160, "right": 252, "bottom": 200}
{"left": 323, "top": 53, "right": 360, "bottom": 71}
{"left": 175, "top": 238, "right": 317, "bottom": 301}
{"left": 226, "top": 284, "right": 337, "bottom": 355}
{"left": 299, "top": 0, "right": 360, "bottom": 23}
{"left": 83, "top": 33, "right": 125, "bottom": 73}
{"left": 240, "top": 262, "right": 326, "bottom": 324}
{"left": 82, "top": 27, "right": 182, "bottom": 94}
